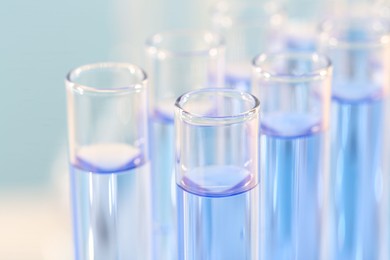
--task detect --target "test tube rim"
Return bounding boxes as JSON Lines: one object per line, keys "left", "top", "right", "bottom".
{"left": 319, "top": 16, "right": 390, "bottom": 50}
{"left": 175, "top": 88, "right": 259, "bottom": 126}
{"left": 145, "top": 29, "right": 225, "bottom": 58}
{"left": 65, "top": 62, "right": 147, "bottom": 95}
{"left": 252, "top": 52, "right": 332, "bottom": 83}
{"left": 210, "top": 1, "right": 284, "bottom": 28}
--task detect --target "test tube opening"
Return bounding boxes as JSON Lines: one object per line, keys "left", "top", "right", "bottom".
{"left": 175, "top": 88, "right": 259, "bottom": 126}
{"left": 145, "top": 30, "right": 224, "bottom": 57}
{"left": 66, "top": 62, "right": 147, "bottom": 94}
{"left": 252, "top": 52, "right": 332, "bottom": 138}
{"left": 252, "top": 52, "right": 331, "bottom": 82}
{"left": 320, "top": 16, "right": 390, "bottom": 49}
{"left": 319, "top": 14, "right": 390, "bottom": 102}
{"left": 175, "top": 88, "right": 260, "bottom": 197}
{"left": 65, "top": 62, "right": 149, "bottom": 172}
{"left": 211, "top": 1, "right": 284, "bottom": 27}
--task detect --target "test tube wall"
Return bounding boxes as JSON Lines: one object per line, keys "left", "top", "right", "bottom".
{"left": 145, "top": 30, "right": 225, "bottom": 259}
{"left": 252, "top": 53, "right": 332, "bottom": 260}
{"left": 210, "top": 1, "right": 284, "bottom": 91}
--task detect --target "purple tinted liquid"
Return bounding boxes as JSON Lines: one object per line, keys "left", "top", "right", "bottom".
{"left": 330, "top": 94, "right": 386, "bottom": 259}
{"left": 177, "top": 165, "right": 259, "bottom": 260}
{"left": 260, "top": 114, "right": 328, "bottom": 260}
{"left": 150, "top": 111, "right": 177, "bottom": 259}
{"left": 70, "top": 145, "right": 152, "bottom": 260}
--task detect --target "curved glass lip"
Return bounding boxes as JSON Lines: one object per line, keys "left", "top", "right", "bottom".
{"left": 175, "top": 88, "right": 260, "bottom": 126}
{"left": 65, "top": 62, "right": 147, "bottom": 95}
{"left": 210, "top": 1, "right": 284, "bottom": 27}
{"left": 252, "top": 52, "right": 332, "bottom": 83}
{"left": 145, "top": 29, "right": 225, "bottom": 58}
{"left": 319, "top": 17, "right": 390, "bottom": 49}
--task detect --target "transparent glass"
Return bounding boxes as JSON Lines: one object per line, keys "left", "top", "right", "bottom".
{"left": 319, "top": 15, "right": 390, "bottom": 102}
{"left": 175, "top": 88, "right": 260, "bottom": 260}
{"left": 282, "top": 0, "right": 333, "bottom": 52}
{"left": 210, "top": 1, "right": 285, "bottom": 91}
{"left": 65, "top": 63, "right": 152, "bottom": 260}
{"left": 145, "top": 30, "right": 225, "bottom": 259}
{"left": 252, "top": 53, "right": 332, "bottom": 260}
{"left": 319, "top": 14, "right": 390, "bottom": 260}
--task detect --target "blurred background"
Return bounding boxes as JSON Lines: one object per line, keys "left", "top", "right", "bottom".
{"left": 0, "top": 0, "right": 387, "bottom": 258}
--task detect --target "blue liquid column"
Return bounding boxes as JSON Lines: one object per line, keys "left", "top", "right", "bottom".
{"left": 319, "top": 15, "right": 390, "bottom": 260}
{"left": 65, "top": 63, "right": 152, "bottom": 260}
{"left": 252, "top": 53, "right": 332, "bottom": 260}
{"left": 210, "top": 2, "right": 285, "bottom": 91}
{"left": 175, "top": 89, "right": 260, "bottom": 260}
{"left": 145, "top": 31, "right": 225, "bottom": 259}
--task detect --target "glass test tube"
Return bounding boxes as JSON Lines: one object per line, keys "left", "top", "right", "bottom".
{"left": 175, "top": 88, "right": 260, "bottom": 260}
{"left": 210, "top": 1, "right": 284, "bottom": 91}
{"left": 65, "top": 63, "right": 152, "bottom": 260}
{"left": 282, "top": 0, "right": 333, "bottom": 52}
{"left": 252, "top": 53, "right": 332, "bottom": 260}
{"left": 319, "top": 14, "right": 390, "bottom": 260}
{"left": 145, "top": 30, "right": 225, "bottom": 259}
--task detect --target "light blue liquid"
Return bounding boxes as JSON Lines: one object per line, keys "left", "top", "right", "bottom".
{"left": 225, "top": 63, "right": 252, "bottom": 92}
{"left": 226, "top": 74, "right": 251, "bottom": 92}
{"left": 260, "top": 114, "right": 328, "bottom": 260}
{"left": 70, "top": 144, "right": 152, "bottom": 260}
{"left": 285, "top": 36, "right": 316, "bottom": 52}
{"left": 150, "top": 108, "right": 177, "bottom": 259}
{"left": 177, "top": 165, "right": 259, "bottom": 260}
{"left": 330, "top": 95, "right": 386, "bottom": 260}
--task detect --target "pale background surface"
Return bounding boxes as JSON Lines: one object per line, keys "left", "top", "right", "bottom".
{"left": 0, "top": 0, "right": 383, "bottom": 258}
{"left": 0, "top": 0, "right": 217, "bottom": 258}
